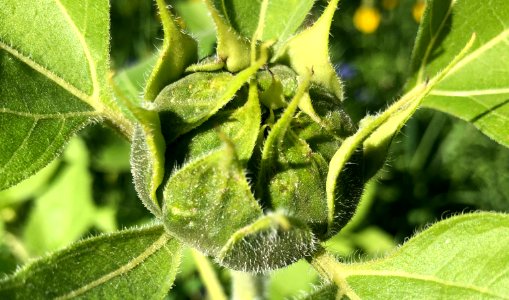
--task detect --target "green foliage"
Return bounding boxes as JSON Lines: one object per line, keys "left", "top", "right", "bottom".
{"left": 174, "top": 1, "right": 216, "bottom": 58}
{"left": 163, "top": 146, "right": 263, "bottom": 257}
{"left": 0, "top": 0, "right": 130, "bottom": 190}
{"left": 144, "top": 0, "right": 198, "bottom": 101}
{"left": 0, "top": 225, "right": 181, "bottom": 299}
{"left": 313, "top": 212, "right": 509, "bottom": 299}
{"left": 410, "top": 0, "right": 509, "bottom": 147}
{"left": 1, "top": 0, "right": 508, "bottom": 298}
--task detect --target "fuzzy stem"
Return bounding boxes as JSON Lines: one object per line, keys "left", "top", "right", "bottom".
{"left": 231, "top": 271, "right": 265, "bottom": 300}
{"left": 309, "top": 250, "right": 360, "bottom": 300}
{"left": 191, "top": 249, "right": 227, "bottom": 300}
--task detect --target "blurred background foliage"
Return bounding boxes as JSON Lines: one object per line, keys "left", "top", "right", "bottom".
{"left": 1, "top": 0, "right": 508, "bottom": 299}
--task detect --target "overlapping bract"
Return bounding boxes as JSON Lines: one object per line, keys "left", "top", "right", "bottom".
{"left": 129, "top": 0, "right": 376, "bottom": 272}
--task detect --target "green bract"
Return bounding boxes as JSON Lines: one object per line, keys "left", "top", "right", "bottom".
{"left": 129, "top": 0, "right": 375, "bottom": 272}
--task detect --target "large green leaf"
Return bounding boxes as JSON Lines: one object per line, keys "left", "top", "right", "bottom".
{"left": 410, "top": 0, "right": 509, "bottom": 147}
{"left": 0, "top": 225, "right": 182, "bottom": 299}
{"left": 314, "top": 212, "right": 509, "bottom": 299}
{"left": 0, "top": 0, "right": 130, "bottom": 190}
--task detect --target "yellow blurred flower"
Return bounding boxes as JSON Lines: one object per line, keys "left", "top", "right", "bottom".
{"left": 413, "top": 1, "right": 426, "bottom": 23}
{"left": 353, "top": 6, "right": 381, "bottom": 34}
{"left": 382, "top": 0, "right": 399, "bottom": 10}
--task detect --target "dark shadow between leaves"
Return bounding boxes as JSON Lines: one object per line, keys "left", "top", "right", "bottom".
{"left": 469, "top": 98, "right": 509, "bottom": 124}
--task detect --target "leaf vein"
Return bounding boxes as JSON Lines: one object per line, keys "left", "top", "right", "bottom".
{"left": 0, "top": 120, "right": 38, "bottom": 173}
{"left": 56, "top": 233, "right": 170, "bottom": 299}
{"left": 54, "top": 0, "right": 100, "bottom": 101}
{"left": 430, "top": 88, "right": 509, "bottom": 97}
{"left": 346, "top": 270, "right": 509, "bottom": 299}
{"left": 0, "top": 41, "right": 93, "bottom": 107}
{"left": 0, "top": 108, "right": 99, "bottom": 119}
{"left": 444, "top": 29, "right": 509, "bottom": 79}
{"left": 417, "top": 0, "right": 456, "bottom": 83}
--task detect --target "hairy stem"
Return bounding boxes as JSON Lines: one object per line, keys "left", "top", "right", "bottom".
{"left": 231, "top": 271, "right": 265, "bottom": 300}
{"left": 309, "top": 250, "right": 359, "bottom": 299}
{"left": 191, "top": 249, "right": 227, "bottom": 300}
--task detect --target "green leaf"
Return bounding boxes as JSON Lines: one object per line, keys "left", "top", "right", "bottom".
{"left": 154, "top": 72, "right": 234, "bottom": 141}
{"left": 175, "top": 1, "right": 217, "bottom": 59}
{"left": 257, "top": 73, "right": 311, "bottom": 198}
{"left": 0, "top": 0, "right": 130, "bottom": 190}
{"left": 262, "top": 0, "right": 315, "bottom": 43}
{"left": 326, "top": 84, "right": 428, "bottom": 236}
{"left": 268, "top": 260, "right": 319, "bottom": 300}
{"left": 155, "top": 60, "right": 265, "bottom": 142}
{"left": 23, "top": 138, "right": 97, "bottom": 256}
{"left": 0, "top": 225, "right": 181, "bottom": 299}
{"left": 130, "top": 121, "right": 166, "bottom": 217}
{"left": 162, "top": 145, "right": 263, "bottom": 257}
{"left": 326, "top": 35, "right": 475, "bottom": 236}
{"left": 208, "top": 0, "right": 314, "bottom": 44}
{"left": 410, "top": 0, "right": 509, "bottom": 147}
{"left": 262, "top": 128, "right": 329, "bottom": 234}
{"left": 204, "top": 0, "right": 251, "bottom": 72}
{"left": 167, "top": 79, "right": 261, "bottom": 164}
{"left": 144, "top": 0, "right": 198, "bottom": 101}
{"left": 333, "top": 212, "right": 509, "bottom": 299}
{"left": 113, "top": 57, "right": 167, "bottom": 217}
{"left": 0, "top": 52, "right": 95, "bottom": 190}
{"left": 212, "top": 0, "right": 260, "bottom": 39}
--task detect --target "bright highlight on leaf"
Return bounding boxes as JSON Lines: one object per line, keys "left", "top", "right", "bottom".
{"left": 276, "top": 0, "right": 344, "bottom": 100}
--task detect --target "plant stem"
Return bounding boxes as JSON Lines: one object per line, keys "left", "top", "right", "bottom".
{"left": 191, "top": 249, "right": 227, "bottom": 300}
{"left": 309, "top": 250, "right": 360, "bottom": 300}
{"left": 231, "top": 271, "right": 265, "bottom": 300}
